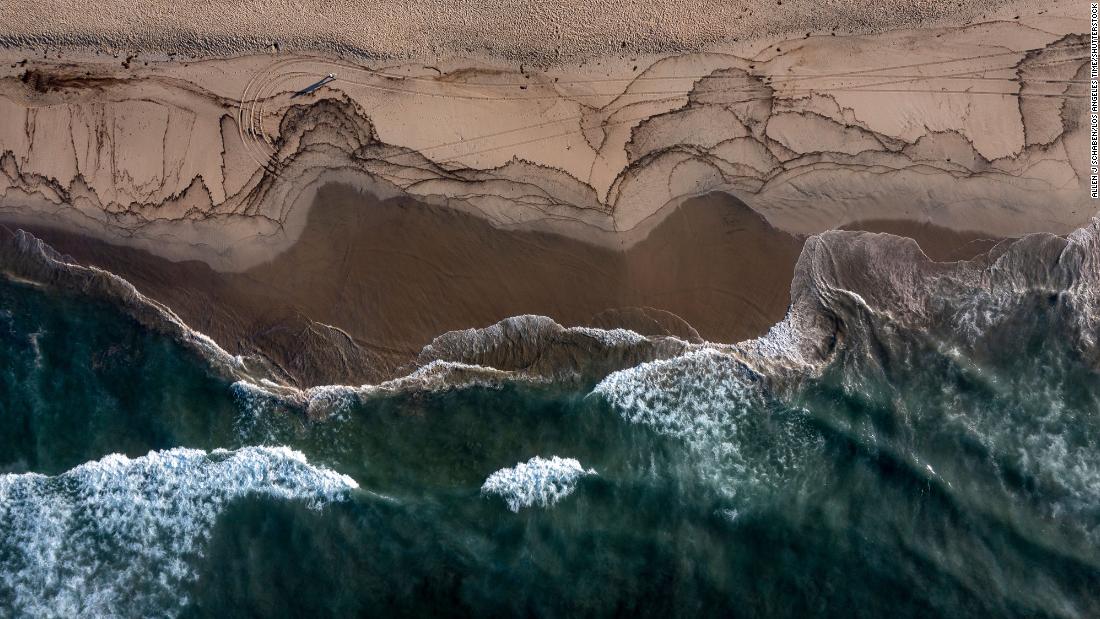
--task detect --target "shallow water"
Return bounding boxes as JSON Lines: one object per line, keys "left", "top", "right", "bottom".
{"left": 1, "top": 275, "right": 1099, "bottom": 618}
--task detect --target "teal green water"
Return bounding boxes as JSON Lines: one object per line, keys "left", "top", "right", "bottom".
{"left": 1, "top": 277, "right": 1099, "bottom": 618}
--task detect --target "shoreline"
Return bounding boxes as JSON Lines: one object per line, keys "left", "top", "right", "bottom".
{"left": 2, "top": 205, "right": 1095, "bottom": 419}
{"left": 5, "top": 187, "right": 802, "bottom": 385}
{"left": 0, "top": 0, "right": 1094, "bottom": 391}
{"left": 1, "top": 185, "right": 1004, "bottom": 388}
{"left": 3, "top": 0, "right": 1100, "bottom": 612}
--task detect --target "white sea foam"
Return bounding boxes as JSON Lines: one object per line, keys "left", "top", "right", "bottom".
{"left": 937, "top": 355, "right": 1100, "bottom": 537}
{"left": 0, "top": 446, "right": 358, "bottom": 617}
{"left": 422, "top": 315, "right": 650, "bottom": 357}
{"left": 593, "top": 348, "right": 822, "bottom": 500}
{"left": 481, "top": 456, "right": 596, "bottom": 512}
{"left": 741, "top": 314, "right": 814, "bottom": 370}
{"left": 572, "top": 326, "right": 648, "bottom": 347}
{"left": 230, "top": 359, "right": 524, "bottom": 429}
{"left": 26, "top": 329, "right": 44, "bottom": 369}
{"left": 595, "top": 349, "right": 760, "bottom": 438}
{"left": 718, "top": 508, "right": 741, "bottom": 522}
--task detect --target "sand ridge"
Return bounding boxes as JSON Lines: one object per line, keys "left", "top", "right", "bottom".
{"left": 0, "top": 4, "right": 1092, "bottom": 273}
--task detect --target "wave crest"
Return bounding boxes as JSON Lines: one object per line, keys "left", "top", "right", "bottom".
{"left": 0, "top": 446, "right": 357, "bottom": 617}
{"left": 594, "top": 349, "right": 823, "bottom": 501}
{"left": 481, "top": 456, "right": 596, "bottom": 512}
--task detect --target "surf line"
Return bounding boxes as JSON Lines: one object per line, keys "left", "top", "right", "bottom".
{"left": 1091, "top": 2, "right": 1098, "bottom": 198}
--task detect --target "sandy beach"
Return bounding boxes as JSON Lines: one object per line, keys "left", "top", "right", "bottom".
{"left": 5, "top": 3, "right": 1100, "bottom": 614}
{"left": 0, "top": 0, "right": 1092, "bottom": 385}
{"left": 0, "top": 0, "right": 1064, "bottom": 61}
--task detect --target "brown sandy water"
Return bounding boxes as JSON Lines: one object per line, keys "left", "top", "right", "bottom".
{"left": 5, "top": 190, "right": 1100, "bottom": 619}
{"left": 843, "top": 219, "right": 1005, "bottom": 263}
{"left": 13, "top": 186, "right": 1000, "bottom": 387}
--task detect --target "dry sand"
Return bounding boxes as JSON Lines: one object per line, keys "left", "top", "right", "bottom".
{"left": 0, "top": 1, "right": 1089, "bottom": 266}
{"left": 0, "top": 0, "right": 1064, "bottom": 62}
{"left": 0, "top": 0, "right": 1092, "bottom": 385}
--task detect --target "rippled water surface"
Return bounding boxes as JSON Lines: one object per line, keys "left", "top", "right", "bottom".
{"left": 1, "top": 276, "right": 1098, "bottom": 618}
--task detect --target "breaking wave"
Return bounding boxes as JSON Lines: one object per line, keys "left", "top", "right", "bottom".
{"left": 593, "top": 349, "right": 823, "bottom": 501}
{"left": 2, "top": 213, "right": 1100, "bottom": 614}
{"left": 481, "top": 456, "right": 596, "bottom": 512}
{"left": 0, "top": 446, "right": 357, "bottom": 617}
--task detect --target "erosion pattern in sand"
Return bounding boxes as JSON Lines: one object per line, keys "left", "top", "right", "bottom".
{"left": 0, "top": 1, "right": 1092, "bottom": 387}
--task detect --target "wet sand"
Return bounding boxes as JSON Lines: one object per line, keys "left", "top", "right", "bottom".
{"left": 842, "top": 220, "right": 1004, "bottom": 263}
{"left": 15, "top": 186, "right": 797, "bottom": 385}
{"left": 12, "top": 185, "right": 1005, "bottom": 387}
{"left": 0, "top": 0, "right": 1076, "bottom": 392}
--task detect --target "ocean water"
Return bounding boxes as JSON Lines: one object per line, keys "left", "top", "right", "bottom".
{"left": 1, "top": 271, "right": 1099, "bottom": 618}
